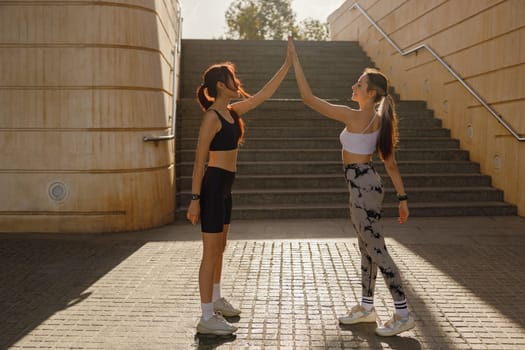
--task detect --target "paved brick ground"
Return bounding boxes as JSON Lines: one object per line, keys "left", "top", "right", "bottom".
{"left": 1, "top": 216, "right": 524, "bottom": 349}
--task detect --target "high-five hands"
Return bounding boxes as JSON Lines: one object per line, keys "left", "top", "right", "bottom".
{"left": 285, "top": 36, "right": 294, "bottom": 67}
{"left": 287, "top": 36, "right": 297, "bottom": 64}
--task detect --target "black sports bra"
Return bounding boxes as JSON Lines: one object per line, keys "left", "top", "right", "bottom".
{"left": 209, "top": 109, "right": 241, "bottom": 151}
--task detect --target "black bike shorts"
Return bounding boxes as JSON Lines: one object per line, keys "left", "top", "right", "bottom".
{"left": 200, "top": 166, "right": 236, "bottom": 233}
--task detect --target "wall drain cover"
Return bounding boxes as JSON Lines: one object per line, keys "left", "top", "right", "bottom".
{"left": 48, "top": 182, "right": 68, "bottom": 201}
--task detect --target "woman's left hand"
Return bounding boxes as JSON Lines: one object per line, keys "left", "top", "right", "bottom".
{"left": 186, "top": 200, "right": 200, "bottom": 225}
{"left": 398, "top": 201, "right": 409, "bottom": 224}
{"left": 286, "top": 36, "right": 295, "bottom": 66}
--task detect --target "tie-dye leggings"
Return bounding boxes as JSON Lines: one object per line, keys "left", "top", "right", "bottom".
{"left": 344, "top": 163, "right": 406, "bottom": 302}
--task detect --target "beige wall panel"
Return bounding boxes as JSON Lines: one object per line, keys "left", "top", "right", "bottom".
{"left": 328, "top": 2, "right": 359, "bottom": 40}
{"left": 155, "top": 0, "right": 179, "bottom": 39}
{"left": 400, "top": 57, "right": 451, "bottom": 113}
{"left": 0, "top": 2, "right": 175, "bottom": 61}
{"left": 380, "top": 0, "right": 445, "bottom": 42}
{"left": 443, "top": 29, "right": 523, "bottom": 79}
{"left": 0, "top": 216, "right": 129, "bottom": 234}
{"left": 482, "top": 66, "right": 525, "bottom": 108}
{"left": 483, "top": 122, "right": 520, "bottom": 196}
{"left": 1, "top": 48, "right": 170, "bottom": 89}
{"left": 386, "top": 0, "right": 501, "bottom": 50}
{"left": 442, "top": 84, "right": 467, "bottom": 137}
{"left": 1, "top": 131, "right": 173, "bottom": 170}
{"left": 464, "top": 67, "right": 525, "bottom": 134}
{"left": 408, "top": 2, "right": 524, "bottom": 73}
{"left": 0, "top": 167, "right": 175, "bottom": 232}
{"left": 476, "top": 101, "right": 525, "bottom": 134}
{"left": 0, "top": 90, "right": 171, "bottom": 129}
{"left": 463, "top": 103, "right": 486, "bottom": 163}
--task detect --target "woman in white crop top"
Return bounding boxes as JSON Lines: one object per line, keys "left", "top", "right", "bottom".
{"left": 288, "top": 39, "right": 414, "bottom": 337}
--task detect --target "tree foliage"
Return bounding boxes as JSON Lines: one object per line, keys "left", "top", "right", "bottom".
{"left": 225, "top": 0, "right": 329, "bottom": 40}
{"left": 296, "top": 18, "right": 329, "bottom": 41}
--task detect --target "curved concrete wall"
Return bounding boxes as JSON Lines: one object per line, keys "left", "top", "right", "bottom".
{"left": 0, "top": 1, "right": 181, "bottom": 232}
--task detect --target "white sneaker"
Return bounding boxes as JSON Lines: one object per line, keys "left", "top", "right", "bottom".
{"left": 213, "top": 297, "right": 241, "bottom": 317}
{"left": 196, "top": 313, "right": 238, "bottom": 335}
{"left": 375, "top": 313, "right": 415, "bottom": 337}
{"left": 338, "top": 305, "right": 377, "bottom": 325}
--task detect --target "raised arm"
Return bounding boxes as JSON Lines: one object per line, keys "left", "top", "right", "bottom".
{"left": 289, "top": 39, "right": 353, "bottom": 123}
{"left": 231, "top": 39, "right": 292, "bottom": 115}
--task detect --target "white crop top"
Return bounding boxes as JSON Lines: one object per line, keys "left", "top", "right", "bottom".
{"left": 339, "top": 113, "right": 380, "bottom": 155}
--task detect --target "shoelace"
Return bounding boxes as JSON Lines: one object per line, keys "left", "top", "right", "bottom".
{"left": 350, "top": 305, "right": 363, "bottom": 313}
{"left": 350, "top": 305, "right": 369, "bottom": 315}
{"left": 384, "top": 315, "right": 406, "bottom": 328}
{"left": 220, "top": 298, "right": 235, "bottom": 309}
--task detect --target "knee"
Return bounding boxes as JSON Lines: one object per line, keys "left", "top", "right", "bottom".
{"left": 202, "top": 244, "right": 223, "bottom": 263}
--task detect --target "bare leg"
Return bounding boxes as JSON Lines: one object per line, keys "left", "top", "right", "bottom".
{"left": 199, "top": 232, "right": 224, "bottom": 303}
{"left": 213, "top": 224, "right": 230, "bottom": 284}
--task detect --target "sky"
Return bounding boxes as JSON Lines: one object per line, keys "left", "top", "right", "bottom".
{"left": 178, "top": 0, "right": 347, "bottom": 39}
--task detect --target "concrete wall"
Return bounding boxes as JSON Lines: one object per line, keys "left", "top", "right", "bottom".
{"left": 0, "top": 0, "right": 181, "bottom": 232}
{"left": 329, "top": 0, "right": 525, "bottom": 216}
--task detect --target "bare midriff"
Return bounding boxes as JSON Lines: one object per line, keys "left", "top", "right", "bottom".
{"left": 342, "top": 149, "right": 373, "bottom": 165}
{"left": 208, "top": 149, "right": 238, "bottom": 172}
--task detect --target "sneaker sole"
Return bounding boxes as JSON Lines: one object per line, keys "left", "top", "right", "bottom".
{"left": 339, "top": 316, "right": 377, "bottom": 325}
{"left": 375, "top": 321, "right": 415, "bottom": 337}
{"left": 214, "top": 310, "right": 241, "bottom": 317}
{"left": 196, "top": 325, "right": 237, "bottom": 336}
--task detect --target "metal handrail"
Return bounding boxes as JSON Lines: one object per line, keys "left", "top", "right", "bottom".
{"left": 144, "top": 0, "right": 182, "bottom": 142}
{"left": 350, "top": 3, "right": 524, "bottom": 141}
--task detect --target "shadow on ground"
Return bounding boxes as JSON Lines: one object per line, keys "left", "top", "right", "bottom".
{"left": 0, "top": 238, "right": 144, "bottom": 349}
{"left": 193, "top": 333, "right": 237, "bottom": 350}
{"left": 335, "top": 323, "right": 421, "bottom": 349}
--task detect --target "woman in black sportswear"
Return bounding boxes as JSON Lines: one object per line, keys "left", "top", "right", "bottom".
{"left": 187, "top": 39, "right": 292, "bottom": 335}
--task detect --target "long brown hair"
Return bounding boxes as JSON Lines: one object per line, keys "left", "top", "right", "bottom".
{"left": 364, "top": 68, "right": 398, "bottom": 160}
{"left": 196, "top": 62, "right": 249, "bottom": 144}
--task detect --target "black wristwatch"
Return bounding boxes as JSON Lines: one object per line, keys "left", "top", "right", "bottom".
{"left": 397, "top": 193, "right": 408, "bottom": 201}
{"left": 191, "top": 194, "right": 201, "bottom": 200}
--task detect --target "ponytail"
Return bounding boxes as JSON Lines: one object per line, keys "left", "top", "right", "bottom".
{"left": 196, "top": 84, "right": 213, "bottom": 111}
{"left": 376, "top": 94, "right": 398, "bottom": 160}
{"left": 363, "top": 68, "right": 398, "bottom": 160}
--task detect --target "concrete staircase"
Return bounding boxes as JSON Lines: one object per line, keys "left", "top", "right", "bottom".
{"left": 176, "top": 39, "right": 517, "bottom": 219}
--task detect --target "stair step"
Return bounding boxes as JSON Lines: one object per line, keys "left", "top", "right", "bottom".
{"left": 178, "top": 97, "right": 428, "bottom": 109}
{"left": 178, "top": 116, "right": 443, "bottom": 128}
{"left": 179, "top": 99, "right": 435, "bottom": 117}
{"left": 176, "top": 201, "right": 517, "bottom": 220}
{"left": 179, "top": 137, "right": 459, "bottom": 150}
{"left": 177, "top": 148, "right": 469, "bottom": 162}
{"left": 176, "top": 160, "right": 481, "bottom": 176}
{"left": 176, "top": 126, "right": 451, "bottom": 138}
{"left": 179, "top": 187, "right": 504, "bottom": 205}
{"left": 178, "top": 125, "right": 450, "bottom": 138}
{"left": 178, "top": 173, "right": 491, "bottom": 189}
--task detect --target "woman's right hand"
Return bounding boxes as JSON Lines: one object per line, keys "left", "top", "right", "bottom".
{"left": 186, "top": 200, "right": 200, "bottom": 225}
{"left": 287, "top": 36, "right": 297, "bottom": 63}
{"left": 398, "top": 200, "right": 409, "bottom": 224}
